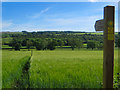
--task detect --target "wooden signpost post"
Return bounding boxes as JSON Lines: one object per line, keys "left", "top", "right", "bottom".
{"left": 95, "top": 6, "right": 115, "bottom": 88}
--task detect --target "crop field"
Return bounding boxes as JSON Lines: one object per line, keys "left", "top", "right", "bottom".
{"left": 29, "top": 49, "right": 118, "bottom": 88}
{"left": 2, "top": 49, "right": 118, "bottom": 88}
{"left": 2, "top": 50, "right": 31, "bottom": 88}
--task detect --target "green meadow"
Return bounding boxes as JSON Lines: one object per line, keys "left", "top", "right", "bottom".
{"left": 2, "top": 50, "right": 31, "bottom": 88}
{"left": 2, "top": 49, "right": 118, "bottom": 88}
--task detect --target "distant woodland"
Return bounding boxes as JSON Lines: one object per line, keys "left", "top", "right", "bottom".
{"left": 2, "top": 31, "right": 120, "bottom": 50}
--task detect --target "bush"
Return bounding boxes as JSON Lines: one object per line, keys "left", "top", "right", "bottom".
{"left": 9, "top": 38, "right": 21, "bottom": 51}
{"left": 47, "top": 40, "right": 56, "bottom": 50}
{"left": 14, "top": 43, "right": 21, "bottom": 51}
{"left": 26, "top": 40, "right": 33, "bottom": 51}
{"left": 35, "top": 39, "right": 48, "bottom": 50}
{"left": 87, "top": 41, "right": 95, "bottom": 50}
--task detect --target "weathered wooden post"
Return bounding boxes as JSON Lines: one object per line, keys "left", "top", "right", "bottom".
{"left": 95, "top": 5, "right": 115, "bottom": 88}
{"left": 103, "top": 6, "right": 115, "bottom": 88}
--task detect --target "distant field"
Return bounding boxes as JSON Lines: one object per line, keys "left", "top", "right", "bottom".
{"left": 2, "top": 38, "right": 12, "bottom": 44}
{"left": 2, "top": 45, "right": 87, "bottom": 49}
{"left": 2, "top": 45, "right": 27, "bottom": 49}
{"left": 72, "top": 32, "right": 118, "bottom": 35}
{"left": 2, "top": 32, "right": 23, "bottom": 35}
{"left": 2, "top": 45, "right": 12, "bottom": 48}
{"left": 72, "top": 32, "right": 103, "bottom": 35}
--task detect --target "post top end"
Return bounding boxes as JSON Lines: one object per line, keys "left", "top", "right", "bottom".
{"left": 105, "top": 5, "right": 115, "bottom": 7}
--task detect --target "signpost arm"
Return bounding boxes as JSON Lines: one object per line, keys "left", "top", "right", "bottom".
{"left": 103, "top": 6, "right": 115, "bottom": 88}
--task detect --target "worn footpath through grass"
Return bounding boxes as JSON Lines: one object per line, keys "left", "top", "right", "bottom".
{"left": 2, "top": 50, "right": 31, "bottom": 88}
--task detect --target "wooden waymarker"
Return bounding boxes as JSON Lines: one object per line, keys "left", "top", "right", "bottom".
{"left": 95, "top": 19, "right": 104, "bottom": 31}
{"left": 95, "top": 5, "right": 115, "bottom": 88}
{"left": 103, "top": 6, "right": 115, "bottom": 88}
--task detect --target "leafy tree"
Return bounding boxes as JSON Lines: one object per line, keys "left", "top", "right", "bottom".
{"left": 47, "top": 40, "right": 56, "bottom": 50}
{"left": 68, "top": 39, "right": 76, "bottom": 50}
{"left": 52, "top": 39, "right": 57, "bottom": 46}
{"left": 87, "top": 41, "right": 95, "bottom": 50}
{"left": 26, "top": 40, "right": 33, "bottom": 51}
{"left": 118, "top": 38, "right": 120, "bottom": 48}
{"left": 9, "top": 38, "right": 21, "bottom": 50}
{"left": 76, "top": 39, "right": 83, "bottom": 50}
{"left": 22, "top": 31, "right": 28, "bottom": 34}
{"left": 35, "top": 39, "right": 48, "bottom": 50}
{"left": 57, "top": 39, "right": 64, "bottom": 48}
{"left": 95, "top": 41, "right": 103, "bottom": 50}
{"left": 35, "top": 41, "right": 44, "bottom": 50}
{"left": 21, "top": 39, "right": 27, "bottom": 46}
{"left": 116, "top": 37, "right": 120, "bottom": 48}
{"left": 14, "top": 42, "right": 21, "bottom": 51}
{"left": 42, "top": 39, "right": 48, "bottom": 50}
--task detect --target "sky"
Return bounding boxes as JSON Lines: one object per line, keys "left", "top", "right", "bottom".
{"left": 1, "top": 1, "right": 119, "bottom": 32}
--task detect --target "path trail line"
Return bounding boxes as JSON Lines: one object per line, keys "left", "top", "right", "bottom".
{"left": 13, "top": 51, "right": 33, "bottom": 88}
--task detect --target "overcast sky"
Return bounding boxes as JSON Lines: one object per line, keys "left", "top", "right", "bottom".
{"left": 2, "top": 1, "right": 119, "bottom": 32}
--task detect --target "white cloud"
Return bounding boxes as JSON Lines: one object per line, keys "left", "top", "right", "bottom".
{"left": 2, "top": 0, "right": 7, "bottom": 2}
{"left": 2, "top": 16, "right": 102, "bottom": 32}
{"left": 88, "top": 0, "right": 98, "bottom": 2}
{"left": 2, "top": 15, "right": 118, "bottom": 32}
{"left": 31, "top": 7, "right": 50, "bottom": 19}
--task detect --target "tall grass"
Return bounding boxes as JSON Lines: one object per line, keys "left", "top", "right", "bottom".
{"left": 2, "top": 50, "right": 30, "bottom": 88}
{"left": 29, "top": 49, "right": 118, "bottom": 88}
{"left": 2, "top": 49, "right": 118, "bottom": 88}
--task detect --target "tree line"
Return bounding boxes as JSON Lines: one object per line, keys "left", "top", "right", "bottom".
{"left": 2, "top": 31, "right": 120, "bottom": 51}
{"left": 8, "top": 38, "right": 104, "bottom": 51}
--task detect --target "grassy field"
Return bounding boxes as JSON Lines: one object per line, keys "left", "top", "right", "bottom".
{"left": 29, "top": 49, "right": 118, "bottom": 88}
{"left": 2, "top": 50, "right": 31, "bottom": 88}
{"left": 2, "top": 49, "right": 118, "bottom": 88}
{"left": 2, "top": 44, "right": 87, "bottom": 49}
{"left": 2, "top": 45, "right": 12, "bottom": 48}
{"left": 70, "top": 32, "right": 118, "bottom": 35}
{"left": 2, "top": 45, "right": 28, "bottom": 49}
{"left": 2, "top": 38, "right": 12, "bottom": 44}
